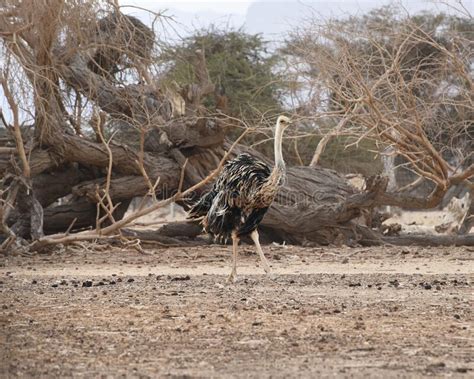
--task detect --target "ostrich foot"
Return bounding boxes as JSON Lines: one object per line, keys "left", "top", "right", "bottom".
{"left": 261, "top": 261, "right": 271, "bottom": 275}
{"left": 226, "top": 271, "right": 237, "bottom": 284}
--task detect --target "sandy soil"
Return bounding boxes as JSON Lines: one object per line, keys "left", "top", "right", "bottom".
{"left": 385, "top": 210, "right": 471, "bottom": 235}
{"left": 0, "top": 244, "right": 472, "bottom": 378}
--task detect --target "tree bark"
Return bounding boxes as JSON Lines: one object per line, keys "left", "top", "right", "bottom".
{"left": 42, "top": 197, "right": 131, "bottom": 235}
{"left": 121, "top": 227, "right": 208, "bottom": 246}
{"left": 33, "top": 164, "right": 93, "bottom": 207}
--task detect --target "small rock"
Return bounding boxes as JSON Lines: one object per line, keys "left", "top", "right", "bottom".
{"left": 171, "top": 275, "right": 191, "bottom": 281}
{"left": 82, "top": 280, "right": 93, "bottom": 288}
{"left": 127, "top": 278, "right": 134, "bottom": 283}
{"left": 348, "top": 282, "right": 361, "bottom": 287}
{"left": 389, "top": 279, "right": 400, "bottom": 287}
{"left": 424, "top": 283, "right": 432, "bottom": 290}
{"left": 427, "top": 362, "right": 446, "bottom": 370}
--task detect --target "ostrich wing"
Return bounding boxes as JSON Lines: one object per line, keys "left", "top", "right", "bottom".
{"left": 215, "top": 153, "right": 271, "bottom": 207}
{"left": 189, "top": 153, "right": 272, "bottom": 238}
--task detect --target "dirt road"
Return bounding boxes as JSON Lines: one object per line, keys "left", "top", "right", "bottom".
{"left": 1, "top": 244, "right": 472, "bottom": 377}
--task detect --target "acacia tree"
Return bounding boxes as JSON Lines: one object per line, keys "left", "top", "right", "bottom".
{"left": 163, "top": 27, "right": 281, "bottom": 119}
{"left": 159, "top": 27, "right": 299, "bottom": 165}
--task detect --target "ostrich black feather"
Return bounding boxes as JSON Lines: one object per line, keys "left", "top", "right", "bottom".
{"left": 188, "top": 153, "right": 276, "bottom": 240}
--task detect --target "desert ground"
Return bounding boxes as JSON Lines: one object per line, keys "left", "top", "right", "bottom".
{"left": 0, "top": 242, "right": 472, "bottom": 378}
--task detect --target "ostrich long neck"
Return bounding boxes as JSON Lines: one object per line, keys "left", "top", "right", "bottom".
{"left": 258, "top": 119, "right": 286, "bottom": 197}
{"left": 273, "top": 120, "right": 285, "bottom": 172}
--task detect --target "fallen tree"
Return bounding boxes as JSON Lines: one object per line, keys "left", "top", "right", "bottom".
{"left": 0, "top": 1, "right": 472, "bottom": 253}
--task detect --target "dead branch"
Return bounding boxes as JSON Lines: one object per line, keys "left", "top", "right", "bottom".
{"left": 309, "top": 105, "right": 360, "bottom": 167}
{"left": 29, "top": 129, "right": 248, "bottom": 250}
{"left": 0, "top": 76, "right": 30, "bottom": 178}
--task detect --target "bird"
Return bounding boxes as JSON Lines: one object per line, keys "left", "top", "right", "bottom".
{"left": 188, "top": 115, "right": 291, "bottom": 282}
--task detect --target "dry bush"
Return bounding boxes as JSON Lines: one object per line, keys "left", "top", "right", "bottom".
{"left": 282, "top": 6, "right": 473, "bottom": 207}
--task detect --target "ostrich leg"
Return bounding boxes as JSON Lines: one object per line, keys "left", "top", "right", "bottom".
{"left": 250, "top": 230, "right": 271, "bottom": 274}
{"left": 227, "top": 231, "right": 239, "bottom": 283}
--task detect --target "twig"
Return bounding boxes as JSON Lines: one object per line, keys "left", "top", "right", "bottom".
{"left": 309, "top": 104, "right": 359, "bottom": 167}
{"left": 64, "top": 218, "right": 77, "bottom": 236}
{"left": 0, "top": 76, "right": 30, "bottom": 178}
{"left": 178, "top": 158, "right": 188, "bottom": 194}
{"left": 92, "top": 110, "right": 119, "bottom": 229}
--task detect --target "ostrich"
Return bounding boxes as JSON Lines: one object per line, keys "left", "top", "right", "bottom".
{"left": 188, "top": 115, "right": 291, "bottom": 282}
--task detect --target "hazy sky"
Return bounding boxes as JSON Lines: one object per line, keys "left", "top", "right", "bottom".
{"left": 120, "top": 0, "right": 473, "bottom": 38}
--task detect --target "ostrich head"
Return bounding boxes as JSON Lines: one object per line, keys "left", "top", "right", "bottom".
{"left": 276, "top": 115, "right": 292, "bottom": 130}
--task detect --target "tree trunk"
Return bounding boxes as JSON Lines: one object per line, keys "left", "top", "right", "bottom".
{"left": 42, "top": 197, "right": 131, "bottom": 235}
